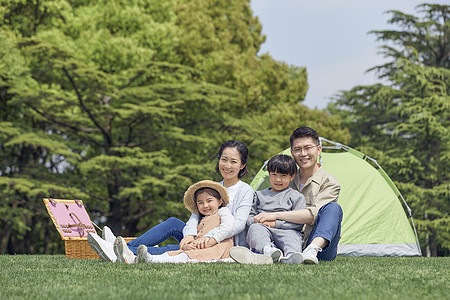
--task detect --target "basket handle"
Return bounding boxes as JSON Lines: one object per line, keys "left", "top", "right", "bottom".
{"left": 68, "top": 212, "right": 87, "bottom": 237}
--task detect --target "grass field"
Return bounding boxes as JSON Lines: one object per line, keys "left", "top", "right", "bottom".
{"left": 1, "top": 255, "right": 448, "bottom": 299}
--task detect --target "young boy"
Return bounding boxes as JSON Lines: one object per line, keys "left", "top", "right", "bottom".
{"left": 230, "top": 154, "right": 306, "bottom": 264}
{"left": 253, "top": 126, "right": 342, "bottom": 264}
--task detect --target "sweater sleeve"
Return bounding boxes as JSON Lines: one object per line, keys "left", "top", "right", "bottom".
{"left": 275, "top": 191, "right": 306, "bottom": 230}
{"left": 182, "top": 212, "right": 200, "bottom": 237}
{"left": 204, "top": 208, "right": 234, "bottom": 243}
{"left": 220, "top": 183, "right": 253, "bottom": 240}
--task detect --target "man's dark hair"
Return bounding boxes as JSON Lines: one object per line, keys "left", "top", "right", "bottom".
{"left": 267, "top": 154, "right": 297, "bottom": 176}
{"left": 290, "top": 126, "right": 320, "bottom": 147}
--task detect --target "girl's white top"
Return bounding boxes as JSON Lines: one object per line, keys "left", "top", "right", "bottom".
{"left": 203, "top": 207, "right": 234, "bottom": 243}
{"left": 183, "top": 180, "right": 254, "bottom": 246}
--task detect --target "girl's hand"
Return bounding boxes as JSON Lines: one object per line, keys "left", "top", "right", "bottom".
{"left": 194, "top": 237, "right": 215, "bottom": 249}
{"left": 263, "top": 221, "right": 276, "bottom": 228}
{"left": 254, "top": 212, "right": 277, "bottom": 223}
{"left": 182, "top": 243, "right": 197, "bottom": 251}
{"left": 179, "top": 235, "right": 195, "bottom": 249}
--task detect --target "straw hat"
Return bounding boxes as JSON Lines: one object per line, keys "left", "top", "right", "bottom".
{"left": 183, "top": 180, "right": 229, "bottom": 214}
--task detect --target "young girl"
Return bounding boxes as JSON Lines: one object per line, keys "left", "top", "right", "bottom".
{"left": 88, "top": 140, "right": 253, "bottom": 262}
{"left": 114, "top": 180, "right": 234, "bottom": 263}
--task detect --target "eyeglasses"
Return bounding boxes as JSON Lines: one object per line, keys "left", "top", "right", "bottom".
{"left": 292, "top": 145, "right": 319, "bottom": 154}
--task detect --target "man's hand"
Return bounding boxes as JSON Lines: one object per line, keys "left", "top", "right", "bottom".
{"left": 179, "top": 235, "right": 195, "bottom": 249}
{"left": 254, "top": 212, "right": 277, "bottom": 223}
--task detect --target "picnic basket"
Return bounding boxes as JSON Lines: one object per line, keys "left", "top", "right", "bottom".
{"left": 43, "top": 198, "right": 134, "bottom": 259}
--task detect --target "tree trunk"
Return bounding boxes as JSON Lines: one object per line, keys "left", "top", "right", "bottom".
{"left": 430, "top": 229, "right": 438, "bottom": 257}
{"left": 0, "top": 223, "right": 11, "bottom": 254}
{"left": 425, "top": 232, "right": 431, "bottom": 257}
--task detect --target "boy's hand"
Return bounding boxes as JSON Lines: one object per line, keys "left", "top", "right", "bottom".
{"left": 254, "top": 212, "right": 277, "bottom": 223}
{"left": 263, "top": 221, "right": 276, "bottom": 228}
{"left": 179, "top": 235, "right": 195, "bottom": 249}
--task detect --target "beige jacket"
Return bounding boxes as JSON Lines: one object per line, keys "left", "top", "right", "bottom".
{"left": 290, "top": 165, "right": 340, "bottom": 244}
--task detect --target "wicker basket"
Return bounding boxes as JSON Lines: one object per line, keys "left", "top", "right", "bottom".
{"left": 43, "top": 198, "right": 137, "bottom": 259}
{"left": 65, "top": 237, "right": 136, "bottom": 259}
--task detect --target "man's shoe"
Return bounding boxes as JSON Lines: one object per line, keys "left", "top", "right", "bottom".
{"left": 302, "top": 245, "right": 322, "bottom": 265}
{"left": 229, "top": 246, "right": 273, "bottom": 264}
{"left": 280, "top": 252, "right": 304, "bottom": 264}
{"left": 136, "top": 245, "right": 152, "bottom": 263}
{"left": 114, "top": 236, "right": 136, "bottom": 264}
{"left": 87, "top": 233, "right": 116, "bottom": 262}
{"left": 102, "top": 226, "right": 116, "bottom": 244}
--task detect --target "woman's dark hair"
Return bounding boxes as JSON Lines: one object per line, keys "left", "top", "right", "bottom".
{"left": 267, "top": 154, "right": 297, "bottom": 176}
{"left": 290, "top": 126, "right": 320, "bottom": 147}
{"left": 194, "top": 187, "right": 223, "bottom": 217}
{"left": 215, "top": 140, "right": 249, "bottom": 178}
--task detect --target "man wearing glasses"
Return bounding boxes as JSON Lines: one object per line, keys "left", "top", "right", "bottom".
{"left": 254, "top": 126, "right": 343, "bottom": 264}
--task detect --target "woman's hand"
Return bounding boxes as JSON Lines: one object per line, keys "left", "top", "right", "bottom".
{"left": 254, "top": 212, "right": 277, "bottom": 223}
{"left": 179, "top": 235, "right": 195, "bottom": 249}
{"left": 205, "top": 237, "right": 218, "bottom": 248}
{"left": 193, "top": 237, "right": 210, "bottom": 249}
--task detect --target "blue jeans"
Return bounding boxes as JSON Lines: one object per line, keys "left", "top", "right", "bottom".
{"left": 306, "top": 202, "right": 343, "bottom": 261}
{"left": 126, "top": 217, "right": 185, "bottom": 255}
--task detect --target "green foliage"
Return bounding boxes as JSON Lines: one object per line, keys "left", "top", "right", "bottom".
{"left": 226, "top": 103, "right": 350, "bottom": 174}
{"left": 329, "top": 3, "right": 450, "bottom": 256}
{"left": 0, "top": 0, "right": 346, "bottom": 254}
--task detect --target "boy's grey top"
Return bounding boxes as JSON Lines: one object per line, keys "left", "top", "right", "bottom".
{"left": 248, "top": 187, "right": 306, "bottom": 231}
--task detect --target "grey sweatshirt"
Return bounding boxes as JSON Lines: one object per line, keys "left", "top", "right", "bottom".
{"left": 248, "top": 187, "right": 306, "bottom": 231}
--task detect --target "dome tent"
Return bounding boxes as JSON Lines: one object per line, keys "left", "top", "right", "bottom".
{"left": 250, "top": 138, "right": 421, "bottom": 257}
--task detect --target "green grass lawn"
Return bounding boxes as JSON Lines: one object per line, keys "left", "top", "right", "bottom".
{"left": 0, "top": 255, "right": 448, "bottom": 299}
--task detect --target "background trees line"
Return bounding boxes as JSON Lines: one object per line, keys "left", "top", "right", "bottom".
{"left": 0, "top": 1, "right": 447, "bottom": 256}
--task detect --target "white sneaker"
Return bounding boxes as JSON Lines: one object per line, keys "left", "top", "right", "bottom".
{"left": 114, "top": 236, "right": 136, "bottom": 264}
{"left": 229, "top": 246, "right": 273, "bottom": 265}
{"left": 280, "top": 252, "right": 304, "bottom": 264}
{"left": 263, "top": 245, "right": 282, "bottom": 263}
{"left": 136, "top": 245, "right": 153, "bottom": 263}
{"left": 302, "top": 245, "right": 322, "bottom": 265}
{"left": 87, "top": 233, "right": 117, "bottom": 262}
{"left": 102, "top": 226, "right": 116, "bottom": 244}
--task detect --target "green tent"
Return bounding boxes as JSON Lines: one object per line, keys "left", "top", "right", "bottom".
{"left": 250, "top": 138, "right": 421, "bottom": 257}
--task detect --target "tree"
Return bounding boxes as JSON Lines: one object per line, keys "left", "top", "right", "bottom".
{"left": 329, "top": 3, "right": 450, "bottom": 256}
{"left": 0, "top": 0, "right": 347, "bottom": 254}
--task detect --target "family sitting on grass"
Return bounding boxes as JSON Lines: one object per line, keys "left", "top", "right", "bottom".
{"left": 88, "top": 126, "right": 343, "bottom": 265}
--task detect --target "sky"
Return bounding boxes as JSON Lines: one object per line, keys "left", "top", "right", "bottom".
{"left": 250, "top": 0, "right": 445, "bottom": 109}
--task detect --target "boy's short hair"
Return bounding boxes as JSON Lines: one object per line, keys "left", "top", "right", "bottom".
{"left": 267, "top": 154, "right": 297, "bottom": 176}
{"left": 290, "top": 126, "right": 320, "bottom": 147}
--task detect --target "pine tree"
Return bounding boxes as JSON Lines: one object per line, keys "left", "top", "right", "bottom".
{"left": 330, "top": 3, "right": 450, "bottom": 256}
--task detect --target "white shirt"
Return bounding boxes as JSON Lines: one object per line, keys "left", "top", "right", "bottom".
{"left": 220, "top": 180, "right": 243, "bottom": 212}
